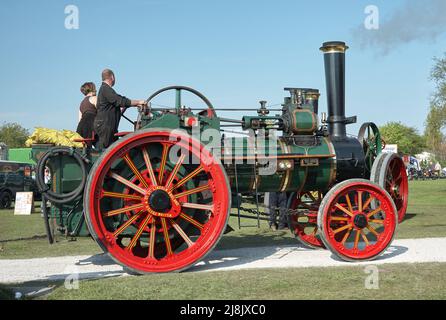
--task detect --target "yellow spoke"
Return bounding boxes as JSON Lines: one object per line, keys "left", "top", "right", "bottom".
{"left": 341, "top": 228, "right": 352, "bottom": 245}
{"left": 334, "top": 204, "right": 354, "bottom": 217}
{"left": 126, "top": 214, "right": 152, "bottom": 251}
{"left": 174, "top": 184, "right": 210, "bottom": 199}
{"left": 369, "top": 219, "right": 384, "bottom": 224}
{"left": 366, "top": 224, "right": 380, "bottom": 237}
{"left": 161, "top": 218, "right": 173, "bottom": 255}
{"left": 345, "top": 194, "right": 353, "bottom": 213}
{"left": 367, "top": 206, "right": 383, "bottom": 218}
{"left": 361, "top": 230, "right": 370, "bottom": 246}
{"left": 110, "top": 172, "right": 146, "bottom": 195}
{"left": 182, "top": 202, "right": 213, "bottom": 211}
{"left": 165, "top": 154, "right": 186, "bottom": 188}
{"left": 123, "top": 154, "right": 149, "bottom": 188}
{"left": 142, "top": 147, "right": 157, "bottom": 186}
{"left": 179, "top": 213, "right": 204, "bottom": 230}
{"left": 102, "top": 191, "right": 142, "bottom": 201}
{"left": 158, "top": 143, "right": 170, "bottom": 185}
{"left": 354, "top": 229, "right": 361, "bottom": 249}
{"left": 103, "top": 203, "right": 145, "bottom": 217}
{"left": 170, "top": 220, "right": 194, "bottom": 247}
{"left": 148, "top": 218, "right": 156, "bottom": 259}
{"left": 113, "top": 210, "right": 143, "bottom": 237}
{"left": 358, "top": 191, "right": 363, "bottom": 212}
{"left": 329, "top": 216, "right": 350, "bottom": 221}
{"left": 172, "top": 166, "right": 204, "bottom": 190}
{"left": 362, "top": 195, "right": 374, "bottom": 211}
{"left": 332, "top": 224, "right": 353, "bottom": 235}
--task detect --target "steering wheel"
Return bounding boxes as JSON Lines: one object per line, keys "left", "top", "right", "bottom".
{"left": 134, "top": 85, "right": 216, "bottom": 130}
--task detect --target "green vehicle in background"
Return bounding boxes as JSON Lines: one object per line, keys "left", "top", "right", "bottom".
{"left": 0, "top": 160, "right": 39, "bottom": 209}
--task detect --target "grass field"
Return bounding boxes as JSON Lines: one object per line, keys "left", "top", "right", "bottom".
{"left": 1, "top": 179, "right": 445, "bottom": 300}
{"left": 42, "top": 262, "right": 446, "bottom": 300}
{"left": 1, "top": 180, "right": 445, "bottom": 259}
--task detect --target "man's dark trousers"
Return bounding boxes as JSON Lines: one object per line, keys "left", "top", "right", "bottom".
{"left": 268, "top": 192, "right": 288, "bottom": 229}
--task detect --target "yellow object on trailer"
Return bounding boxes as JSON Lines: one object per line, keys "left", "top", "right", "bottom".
{"left": 25, "top": 128, "right": 84, "bottom": 148}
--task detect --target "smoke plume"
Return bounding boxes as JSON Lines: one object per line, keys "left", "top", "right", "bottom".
{"left": 352, "top": 0, "right": 446, "bottom": 55}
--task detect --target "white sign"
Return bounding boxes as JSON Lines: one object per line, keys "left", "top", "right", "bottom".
{"left": 14, "top": 192, "right": 34, "bottom": 215}
{"left": 382, "top": 144, "right": 398, "bottom": 154}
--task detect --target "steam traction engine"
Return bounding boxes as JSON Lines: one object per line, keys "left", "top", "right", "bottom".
{"left": 33, "top": 42, "right": 408, "bottom": 273}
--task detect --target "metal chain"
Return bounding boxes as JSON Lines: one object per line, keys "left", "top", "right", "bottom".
{"left": 237, "top": 197, "right": 313, "bottom": 218}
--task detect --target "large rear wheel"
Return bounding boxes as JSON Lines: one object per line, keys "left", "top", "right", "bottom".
{"left": 288, "top": 191, "right": 325, "bottom": 249}
{"left": 84, "top": 128, "right": 230, "bottom": 273}
{"left": 370, "top": 153, "right": 408, "bottom": 223}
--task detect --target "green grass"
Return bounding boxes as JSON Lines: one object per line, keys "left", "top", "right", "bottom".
{"left": 1, "top": 179, "right": 446, "bottom": 259}
{"left": 0, "top": 202, "right": 101, "bottom": 259}
{"left": 42, "top": 262, "right": 446, "bottom": 300}
{"left": 396, "top": 179, "right": 446, "bottom": 239}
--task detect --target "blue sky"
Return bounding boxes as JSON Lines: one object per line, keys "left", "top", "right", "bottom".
{"left": 0, "top": 0, "right": 445, "bottom": 135}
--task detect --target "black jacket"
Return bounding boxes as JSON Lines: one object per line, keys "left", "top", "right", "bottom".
{"left": 95, "top": 82, "right": 131, "bottom": 133}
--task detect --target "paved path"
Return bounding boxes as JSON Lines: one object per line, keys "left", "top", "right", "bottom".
{"left": 1, "top": 237, "right": 446, "bottom": 284}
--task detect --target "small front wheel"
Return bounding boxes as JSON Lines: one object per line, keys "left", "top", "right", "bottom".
{"left": 317, "top": 179, "right": 397, "bottom": 261}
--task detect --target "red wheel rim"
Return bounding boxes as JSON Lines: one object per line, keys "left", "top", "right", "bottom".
{"left": 319, "top": 181, "right": 397, "bottom": 261}
{"left": 385, "top": 157, "right": 408, "bottom": 223}
{"left": 289, "top": 192, "right": 325, "bottom": 248}
{"left": 84, "top": 129, "right": 230, "bottom": 273}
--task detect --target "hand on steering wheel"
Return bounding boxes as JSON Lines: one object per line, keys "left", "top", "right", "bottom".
{"left": 134, "top": 85, "right": 216, "bottom": 130}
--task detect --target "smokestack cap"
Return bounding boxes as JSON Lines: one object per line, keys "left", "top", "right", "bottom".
{"left": 320, "top": 41, "right": 349, "bottom": 54}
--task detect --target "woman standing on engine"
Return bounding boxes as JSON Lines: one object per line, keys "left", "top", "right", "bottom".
{"left": 76, "top": 82, "right": 97, "bottom": 146}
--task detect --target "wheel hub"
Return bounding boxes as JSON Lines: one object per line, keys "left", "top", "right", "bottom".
{"left": 353, "top": 214, "right": 368, "bottom": 229}
{"left": 149, "top": 189, "right": 172, "bottom": 212}
{"left": 391, "top": 184, "right": 399, "bottom": 195}
{"left": 143, "top": 186, "right": 181, "bottom": 218}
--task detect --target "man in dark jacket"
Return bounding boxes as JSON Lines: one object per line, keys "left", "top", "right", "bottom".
{"left": 94, "top": 69, "right": 147, "bottom": 149}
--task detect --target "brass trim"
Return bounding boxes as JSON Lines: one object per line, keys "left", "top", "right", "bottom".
{"left": 320, "top": 44, "right": 349, "bottom": 54}
{"left": 306, "top": 93, "right": 320, "bottom": 100}
{"left": 279, "top": 140, "right": 292, "bottom": 192}
{"left": 227, "top": 153, "right": 335, "bottom": 160}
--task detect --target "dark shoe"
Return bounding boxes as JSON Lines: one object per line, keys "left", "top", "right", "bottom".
{"left": 224, "top": 225, "right": 235, "bottom": 234}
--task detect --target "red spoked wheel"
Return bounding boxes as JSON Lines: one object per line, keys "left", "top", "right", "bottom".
{"left": 288, "top": 191, "right": 325, "bottom": 249}
{"left": 84, "top": 128, "right": 231, "bottom": 273}
{"left": 317, "top": 179, "right": 397, "bottom": 261}
{"left": 370, "top": 153, "right": 408, "bottom": 223}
